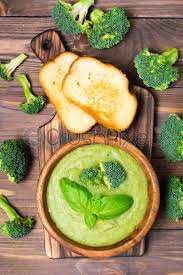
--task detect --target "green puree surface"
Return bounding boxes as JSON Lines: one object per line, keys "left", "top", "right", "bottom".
{"left": 47, "top": 144, "right": 149, "bottom": 247}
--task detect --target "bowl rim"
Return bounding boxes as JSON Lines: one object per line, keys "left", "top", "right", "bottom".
{"left": 37, "top": 135, "right": 160, "bottom": 258}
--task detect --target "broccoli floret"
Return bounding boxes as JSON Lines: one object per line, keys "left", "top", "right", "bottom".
{"left": 165, "top": 176, "right": 183, "bottom": 221}
{"left": 134, "top": 48, "right": 179, "bottom": 91}
{"left": 0, "top": 54, "right": 27, "bottom": 81}
{"left": 0, "top": 195, "right": 35, "bottom": 238}
{"left": 80, "top": 167, "right": 102, "bottom": 186}
{"left": 18, "top": 74, "right": 47, "bottom": 114}
{"left": 99, "top": 161, "right": 126, "bottom": 189}
{"left": 52, "top": 0, "right": 95, "bottom": 34}
{"left": 86, "top": 7, "right": 130, "bottom": 49}
{"left": 160, "top": 114, "right": 183, "bottom": 161}
{"left": 0, "top": 139, "right": 31, "bottom": 183}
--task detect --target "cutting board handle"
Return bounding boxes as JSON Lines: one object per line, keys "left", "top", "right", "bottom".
{"left": 31, "top": 30, "right": 65, "bottom": 63}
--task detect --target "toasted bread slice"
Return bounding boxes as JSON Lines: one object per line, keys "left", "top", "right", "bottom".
{"left": 39, "top": 52, "right": 96, "bottom": 133}
{"left": 62, "top": 57, "right": 138, "bottom": 131}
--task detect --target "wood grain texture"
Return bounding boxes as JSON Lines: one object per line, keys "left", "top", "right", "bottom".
{"left": 2, "top": 231, "right": 183, "bottom": 275}
{"left": 0, "top": 17, "right": 182, "bottom": 88}
{"left": 31, "top": 30, "right": 65, "bottom": 63}
{"left": 3, "top": 0, "right": 183, "bottom": 17}
{"left": 0, "top": 0, "right": 183, "bottom": 273}
{"left": 0, "top": 15, "right": 181, "bottom": 164}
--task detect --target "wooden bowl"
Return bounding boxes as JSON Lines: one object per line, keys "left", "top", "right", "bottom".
{"left": 37, "top": 135, "right": 160, "bottom": 258}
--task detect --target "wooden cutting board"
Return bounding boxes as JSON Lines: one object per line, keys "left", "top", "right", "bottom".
{"left": 31, "top": 30, "right": 154, "bottom": 259}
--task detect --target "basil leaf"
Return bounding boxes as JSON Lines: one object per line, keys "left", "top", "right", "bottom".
{"left": 60, "top": 178, "right": 92, "bottom": 213}
{"left": 84, "top": 213, "right": 97, "bottom": 229}
{"left": 87, "top": 194, "right": 102, "bottom": 215}
{"left": 97, "top": 195, "right": 133, "bottom": 220}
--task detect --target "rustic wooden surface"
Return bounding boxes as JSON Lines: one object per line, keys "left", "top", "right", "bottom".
{"left": 0, "top": 0, "right": 182, "bottom": 274}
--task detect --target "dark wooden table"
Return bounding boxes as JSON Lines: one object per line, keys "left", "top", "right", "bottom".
{"left": 0, "top": 1, "right": 183, "bottom": 274}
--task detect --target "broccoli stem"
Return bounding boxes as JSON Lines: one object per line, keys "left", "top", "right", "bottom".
{"left": 18, "top": 74, "right": 35, "bottom": 102}
{"left": 162, "top": 48, "right": 178, "bottom": 65}
{"left": 179, "top": 195, "right": 183, "bottom": 209}
{"left": 72, "top": 0, "right": 94, "bottom": 23}
{"left": 0, "top": 195, "right": 20, "bottom": 221}
{"left": 6, "top": 54, "right": 27, "bottom": 75}
{"left": 90, "top": 8, "right": 104, "bottom": 24}
{"left": 177, "top": 138, "right": 183, "bottom": 157}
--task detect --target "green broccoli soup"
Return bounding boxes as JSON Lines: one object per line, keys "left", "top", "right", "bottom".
{"left": 47, "top": 144, "right": 149, "bottom": 247}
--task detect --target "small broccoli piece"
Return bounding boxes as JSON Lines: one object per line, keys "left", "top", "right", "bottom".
{"left": 18, "top": 74, "right": 47, "bottom": 114}
{"left": 0, "top": 54, "right": 27, "bottom": 81}
{"left": 0, "top": 195, "right": 35, "bottom": 238}
{"left": 160, "top": 114, "right": 183, "bottom": 161}
{"left": 165, "top": 176, "right": 183, "bottom": 221}
{"left": 134, "top": 48, "right": 179, "bottom": 91}
{"left": 99, "top": 161, "right": 126, "bottom": 189}
{"left": 0, "top": 139, "right": 31, "bottom": 183}
{"left": 86, "top": 7, "right": 130, "bottom": 49}
{"left": 80, "top": 167, "right": 102, "bottom": 186}
{"left": 52, "top": 0, "right": 95, "bottom": 34}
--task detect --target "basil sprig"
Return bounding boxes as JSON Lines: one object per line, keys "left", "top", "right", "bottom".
{"left": 60, "top": 178, "right": 133, "bottom": 229}
{"left": 60, "top": 177, "right": 91, "bottom": 212}
{"left": 97, "top": 195, "right": 134, "bottom": 220}
{"left": 84, "top": 213, "right": 97, "bottom": 229}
